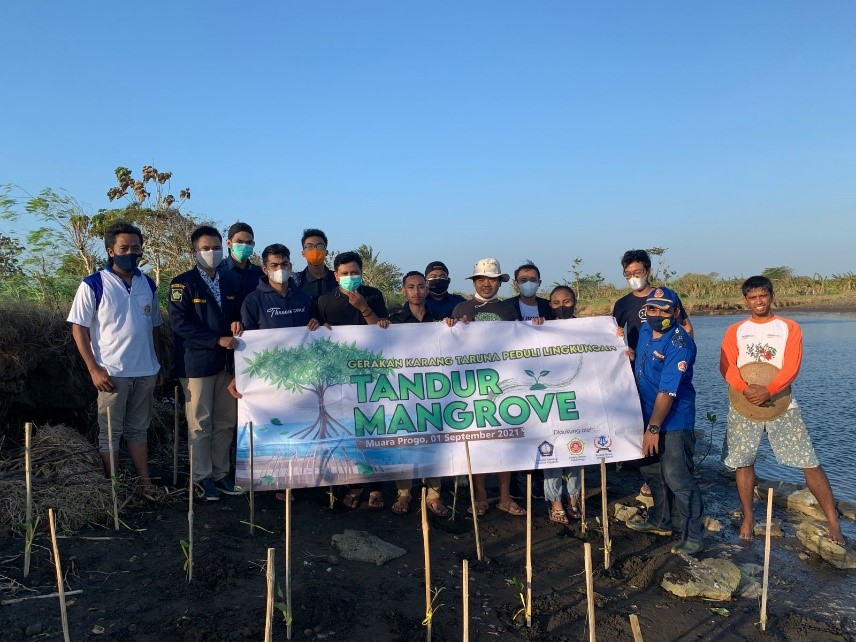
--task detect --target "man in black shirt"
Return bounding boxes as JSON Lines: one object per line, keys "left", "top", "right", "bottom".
{"left": 218, "top": 221, "right": 263, "bottom": 311}
{"left": 424, "top": 260, "right": 466, "bottom": 319}
{"left": 292, "top": 228, "right": 338, "bottom": 303}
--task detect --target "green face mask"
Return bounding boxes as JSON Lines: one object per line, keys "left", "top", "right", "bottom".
{"left": 231, "top": 243, "right": 254, "bottom": 261}
{"left": 339, "top": 275, "right": 363, "bottom": 292}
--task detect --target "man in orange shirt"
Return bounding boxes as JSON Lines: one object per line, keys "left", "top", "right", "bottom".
{"left": 720, "top": 276, "right": 844, "bottom": 545}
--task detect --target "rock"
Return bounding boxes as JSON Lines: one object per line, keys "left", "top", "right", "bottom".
{"left": 737, "top": 563, "right": 764, "bottom": 599}
{"left": 836, "top": 499, "right": 856, "bottom": 522}
{"left": 795, "top": 522, "right": 856, "bottom": 569}
{"left": 784, "top": 488, "right": 827, "bottom": 521}
{"left": 740, "top": 581, "right": 762, "bottom": 599}
{"left": 753, "top": 520, "right": 784, "bottom": 538}
{"left": 331, "top": 529, "right": 406, "bottom": 566}
{"left": 25, "top": 623, "right": 43, "bottom": 637}
{"left": 614, "top": 503, "right": 640, "bottom": 522}
{"left": 661, "top": 559, "right": 741, "bottom": 601}
{"left": 704, "top": 517, "right": 723, "bottom": 532}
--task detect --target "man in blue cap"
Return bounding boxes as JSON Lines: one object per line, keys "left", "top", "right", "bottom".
{"left": 625, "top": 286, "right": 705, "bottom": 555}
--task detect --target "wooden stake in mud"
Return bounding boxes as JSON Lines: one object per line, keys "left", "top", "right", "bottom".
{"left": 248, "top": 422, "right": 255, "bottom": 535}
{"left": 106, "top": 407, "right": 120, "bottom": 531}
{"left": 23, "top": 422, "right": 33, "bottom": 578}
{"left": 284, "top": 487, "right": 293, "bottom": 640}
{"left": 525, "top": 473, "right": 532, "bottom": 628}
{"left": 580, "top": 467, "right": 587, "bottom": 534}
{"left": 760, "top": 487, "right": 774, "bottom": 631}
{"left": 264, "top": 546, "right": 275, "bottom": 642}
{"left": 464, "top": 442, "right": 483, "bottom": 561}
{"left": 187, "top": 443, "right": 194, "bottom": 583}
{"left": 47, "top": 509, "right": 71, "bottom": 642}
{"left": 629, "top": 613, "right": 644, "bottom": 641}
{"left": 462, "top": 559, "right": 469, "bottom": 642}
{"left": 584, "top": 542, "right": 596, "bottom": 642}
{"left": 600, "top": 458, "right": 611, "bottom": 569}
{"left": 173, "top": 385, "right": 180, "bottom": 485}
{"left": 451, "top": 475, "right": 459, "bottom": 520}
{"left": 421, "top": 487, "right": 433, "bottom": 642}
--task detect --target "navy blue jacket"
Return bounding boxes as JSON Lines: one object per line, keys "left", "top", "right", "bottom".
{"left": 169, "top": 268, "right": 241, "bottom": 378}
{"left": 218, "top": 256, "right": 263, "bottom": 311}
{"left": 241, "top": 278, "right": 317, "bottom": 330}
{"left": 506, "top": 295, "right": 555, "bottom": 321}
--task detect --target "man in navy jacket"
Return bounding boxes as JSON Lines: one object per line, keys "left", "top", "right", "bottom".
{"left": 170, "top": 225, "right": 243, "bottom": 501}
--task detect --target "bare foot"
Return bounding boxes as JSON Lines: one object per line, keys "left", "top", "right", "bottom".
{"left": 738, "top": 520, "right": 755, "bottom": 541}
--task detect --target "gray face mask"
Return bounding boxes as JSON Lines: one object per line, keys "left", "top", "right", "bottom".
{"left": 195, "top": 249, "right": 223, "bottom": 270}
{"left": 517, "top": 281, "right": 539, "bottom": 297}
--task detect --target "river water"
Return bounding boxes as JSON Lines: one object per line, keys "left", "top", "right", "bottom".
{"left": 688, "top": 312, "right": 856, "bottom": 503}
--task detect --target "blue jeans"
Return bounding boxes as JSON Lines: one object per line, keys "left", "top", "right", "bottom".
{"left": 639, "top": 430, "right": 705, "bottom": 544}
{"left": 543, "top": 467, "right": 581, "bottom": 502}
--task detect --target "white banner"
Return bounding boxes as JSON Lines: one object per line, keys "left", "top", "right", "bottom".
{"left": 234, "top": 317, "right": 643, "bottom": 490}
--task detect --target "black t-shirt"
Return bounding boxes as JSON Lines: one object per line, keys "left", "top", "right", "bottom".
{"left": 390, "top": 304, "right": 442, "bottom": 324}
{"left": 612, "top": 290, "right": 688, "bottom": 351}
{"left": 451, "top": 298, "right": 521, "bottom": 322}
{"left": 316, "top": 285, "right": 388, "bottom": 326}
{"left": 293, "top": 266, "right": 338, "bottom": 303}
{"left": 425, "top": 293, "right": 466, "bottom": 319}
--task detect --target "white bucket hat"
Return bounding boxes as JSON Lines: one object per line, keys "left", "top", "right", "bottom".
{"left": 467, "top": 258, "right": 509, "bottom": 282}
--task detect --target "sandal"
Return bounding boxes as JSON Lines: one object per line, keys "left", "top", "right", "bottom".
{"left": 565, "top": 504, "right": 581, "bottom": 520}
{"left": 497, "top": 500, "right": 526, "bottom": 516}
{"left": 427, "top": 498, "right": 450, "bottom": 517}
{"left": 391, "top": 492, "right": 411, "bottom": 515}
{"left": 467, "top": 500, "right": 489, "bottom": 516}
{"left": 549, "top": 508, "right": 569, "bottom": 524}
{"left": 368, "top": 490, "right": 384, "bottom": 511}
{"left": 342, "top": 488, "right": 362, "bottom": 510}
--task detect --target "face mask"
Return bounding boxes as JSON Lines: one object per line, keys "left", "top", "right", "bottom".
{"left": 304, "top": 248, "right": 327, "bottom": 266}
{"left": 553, "top": 306, "right": 576, "bottom": 320}
{"left": 268, "top": 269, "right": 291, "bottom": 285}
{"left": 646, "top": 315, "right": 673, "bottom": 333}
{"left": 517, "top": 281, "right": 539, "bottom": 298}
{"left": 339, "top": 275, "right": 362, "bottom": 292}
{"left": 231, "top": 243, "right": 254, "bottom": 262}
{"left": 112, "top": 253, "right": 141, "bottom": 272}
{"left": 427, "top": 278, "right": 450, "bottom": 296}
{"left": 627, "top": 276, "right": 648, "bottom": 291}
{"left": 196, "top": 249, "right": 223, "bottom": 271}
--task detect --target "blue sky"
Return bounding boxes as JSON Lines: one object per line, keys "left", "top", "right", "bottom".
{"left": 2, "top": 2, "right": 854, "bottom": 293}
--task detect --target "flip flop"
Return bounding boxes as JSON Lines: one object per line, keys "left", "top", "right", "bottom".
{"left": 342, "top": 489, "right": 362, "bottom": 510}
{"left": 497, "top": 500, "right": 526, "bottom": 516}
{"left": 368, "top": 490, "right": 384, "bottom": 511}
{"left": 391, "top": 493, "right": 411, "bottom": 515}
{"left": 549, "top": 508, "right": 569, "bottom": 524}
{"left": 565, "top": 504, "right": 581, "bottom": 520}
{"left": 427, "top": 498, "right": 450, "bottom": 517}
{"left": 467, "top": 500, "right": 489, "bottom": 516}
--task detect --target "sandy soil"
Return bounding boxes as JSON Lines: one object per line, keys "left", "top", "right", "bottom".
{"left": 1, "top": 456, "right": 854, "bottom": 642}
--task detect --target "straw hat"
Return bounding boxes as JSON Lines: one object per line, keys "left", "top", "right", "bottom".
{"left": 728, "top": 362, "right": 792, "bottom": 421}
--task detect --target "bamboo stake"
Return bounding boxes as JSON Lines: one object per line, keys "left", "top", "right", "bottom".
{"left": 24, "top": 422, "right": 33, "bottom": 578}
{"left": 107, "top": 407, "right": 120, "bottom": 531}
{"left": 451, "top": 476, "right": 459, "bottom": 520}
{"left": 264, "top": 547, "right": 275, "bottom": 642}
{"left": 47, "top": 509, "right": 70, "bottom": 642}
{"left": 187, "top": 443, "right": 194, "bottom": 583}
{"left": 580, "top": 467, "right": 587, "bottom": 534}
{"left": 584, "top": 542, "right": 596, "bottom": 642}
{"left": 285, "top": 487, "right": 293, "bottom": 640}
{"left": 600, "top": 459, "right": 610, "bottom": 569}
{"left": 525, "top": 473, "right": 532, "bottom": 628}
{"left": 421, "top": 487, "right": 432, "bottom": 642}
{"left": 1, "top": 590, "right": 83, "bottom": 606}
{"left": 173, "top": 385, "right": 179, "bottom": 485}
{"left": 629, "top": 614, "right": 644, "bottom": 641}
{"left": 464, "top": 442, "right": 483, "bottom": 561}
{"left": 760, "top": 487, "right": 774, "bottom": 631}
{"left": 248, "top": 422, "right": 255, "bottom": 535}
{"left": 462, "top": 559, "right": 469, "bottom": 642}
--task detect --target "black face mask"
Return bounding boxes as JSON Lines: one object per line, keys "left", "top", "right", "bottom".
{"left": 646, "top": 315, "right": 673, "bottom": 333}
{"left": 427, "top": 278, "right": 450, "bottom": 296}
{"left": 553, "top": 306, "right": 576, "bottom": 320}
{"left": 112, "top": 253, "right": 142, "bottom": 272}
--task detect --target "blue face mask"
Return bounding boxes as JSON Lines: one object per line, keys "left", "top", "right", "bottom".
{"left": 231, "top": 243, "right": 254, "bottom": 262}
{"left": 112, "top": 253, "right": 141, "bottom": 272}
{"left": 339, "top": 275, "right": 363, "bottom": 292}
{"left": 646, "top": 315, "right": 673, "bottom": 333}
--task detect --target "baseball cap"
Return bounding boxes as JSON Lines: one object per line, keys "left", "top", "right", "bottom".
{"left": 646, "top": 287, "right": 679, "bottom": 310}
{"left": 424, "top": 261, "right": 449, "bottom": 276}
{"left": 467, "top": 258, "right": 510, "bottom": 282}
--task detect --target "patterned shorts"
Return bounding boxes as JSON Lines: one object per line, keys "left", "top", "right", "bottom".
{"left": 723, "top": 407, "right": 819, "bottom": 470}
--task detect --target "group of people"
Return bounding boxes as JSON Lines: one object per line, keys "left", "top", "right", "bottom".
{"left": 67, "top": 222, "right": 846, "bottom": 556}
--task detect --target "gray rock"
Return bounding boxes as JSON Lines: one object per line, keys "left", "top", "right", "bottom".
{"left": 836, "top": 499, "right": 856, "bottom": 522}
{"left": 784, "top": 488, "right": 827, "bottom": 521}
{"left": 795, "top": 522, "right": 856, "bottom": 569}
{"left": 753, "top": 520, "right": 784, "bottom": 538}
{"left": 740, "top": 581, "right": 763, "bottom": 599}
{"left": 331, "top": 529, "right": 406, "bottom": 566}
{"left": 25, "top": 623, "right": 43, "bottom": 637}
{"left": 661, "top": 558, "right": 741, "bottom": 601}
{"left": 704, "top": 517, "right": 723, "bottom": 532}
{"left": 613, "top": 503, "right": 640, "bottom": 522}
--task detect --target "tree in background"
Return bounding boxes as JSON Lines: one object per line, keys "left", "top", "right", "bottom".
{"left": 329, "top": 244, "right": 403, "bottom": 302}
{"left": 0, "top": 234, "right": 24, "bottom": 279}
{"left": 762, "top": 266, "right": 794, "bottom": 280}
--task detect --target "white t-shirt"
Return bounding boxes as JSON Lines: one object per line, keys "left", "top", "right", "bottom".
{"left": 67, "top": 269, "right": 163, "bottom": 377}
{"left": 518, "top": 301, "right": 541, "bottom": 321}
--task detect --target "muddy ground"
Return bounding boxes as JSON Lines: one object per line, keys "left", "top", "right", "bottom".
{"left": 1, "top": 453, "right": 855, "bottom": 642}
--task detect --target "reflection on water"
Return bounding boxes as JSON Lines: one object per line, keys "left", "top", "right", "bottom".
{"left": 690, "top": 313, "right": 856, "bottom": 503}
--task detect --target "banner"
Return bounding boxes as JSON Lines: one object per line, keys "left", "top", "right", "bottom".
{"left": 234, "top": 317, "right": 643, "bottom": 490}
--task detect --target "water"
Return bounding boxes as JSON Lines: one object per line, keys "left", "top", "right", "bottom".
{"left": 690, "top": 313, "right": 856, "bottom": 503}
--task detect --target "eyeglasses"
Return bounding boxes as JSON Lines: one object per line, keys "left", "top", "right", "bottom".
{"left": 303, "top": 243, "right": 327, "bottom": 250}
{"left": 623, "top": 269, "right": 646, "bottom": 278}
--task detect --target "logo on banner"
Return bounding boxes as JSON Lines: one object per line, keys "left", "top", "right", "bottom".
{"left": 594, "top": 434, "right": 612, "bottom": 454}
{"left": 538, "top": 441, "right": 554, "bottom": 457}
{"left": 568, "top": 438, "right": 585, "bottom": 456}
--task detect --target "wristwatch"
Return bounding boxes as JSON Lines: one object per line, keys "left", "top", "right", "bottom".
{"left": 646, "top": 424, "right": 661, "bottom": 434}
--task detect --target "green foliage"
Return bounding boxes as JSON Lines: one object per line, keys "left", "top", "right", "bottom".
{"left": 762, "top": 266, "right": 794, "bottom": 280}
{"left": 0, "top": 234, "right": 24, "bottom": 278}
{"left": 354, "top": 244, "right": 403, "bottom": 300}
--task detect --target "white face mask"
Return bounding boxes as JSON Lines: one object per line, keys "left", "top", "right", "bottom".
{"left": 268, "top": 268, "right": 291, "bottom": 285}
{"left": 517, "top": 281, "right": 539, "bottom": 297}
{"left": 627, "top": 276, "right": 648, "bottom": 291}
{"left": 196, "top": 249, "right": 223, "bottom": 271}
